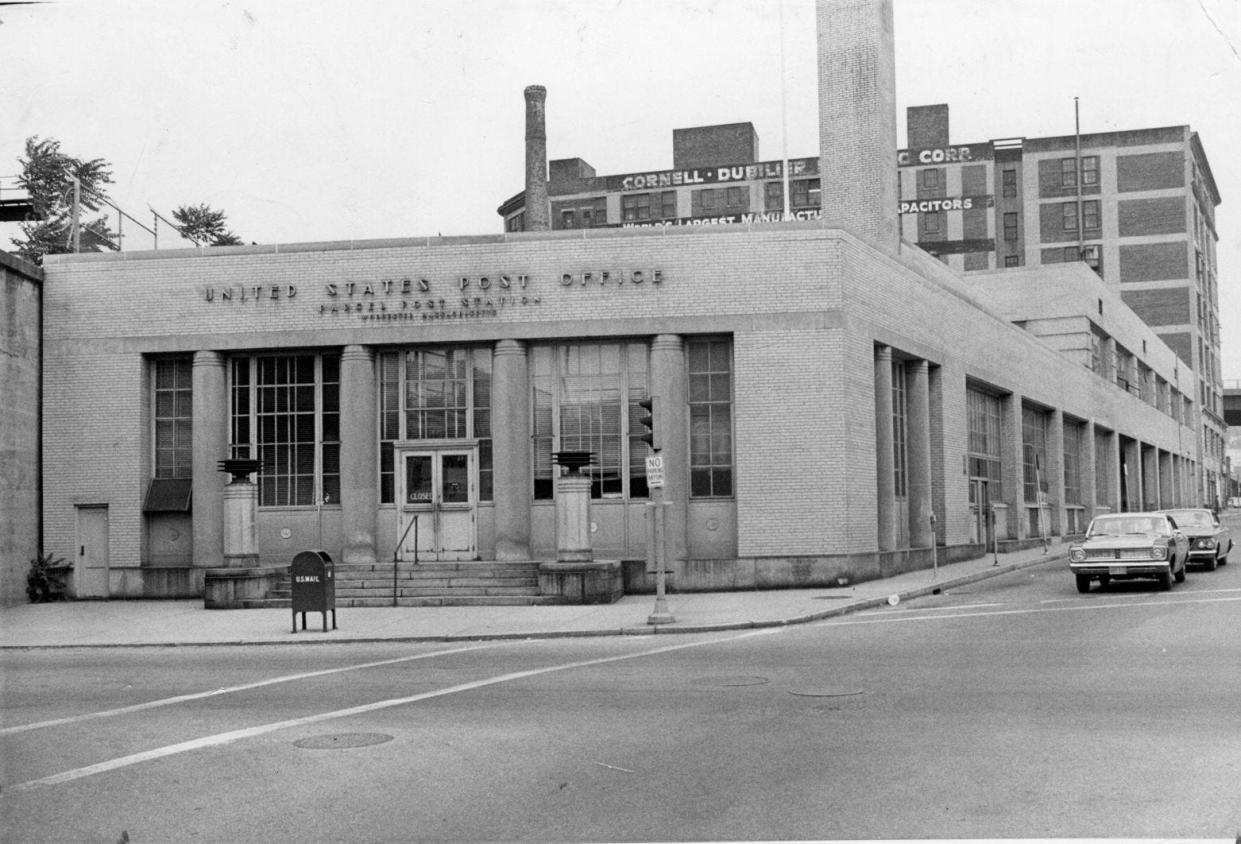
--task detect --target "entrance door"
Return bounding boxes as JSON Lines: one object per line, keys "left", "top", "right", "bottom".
{"left": 76, "top": 505, "right": 110, "bottom": 598}
{"left": 399, "top": 449, "right": 476, "bottom": 561}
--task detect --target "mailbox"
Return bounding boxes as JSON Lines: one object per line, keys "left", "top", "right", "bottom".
{"left": 290, "top": 550, "right": 337, "bottom": 633}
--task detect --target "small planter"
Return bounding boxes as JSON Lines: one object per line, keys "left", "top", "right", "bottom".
{"left": 27, "top": 553, "right": 73, "bottom": 603}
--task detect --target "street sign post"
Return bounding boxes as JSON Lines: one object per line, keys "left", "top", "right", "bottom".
{"left": 645, "top": 450, "right": 673, "bottom": 625}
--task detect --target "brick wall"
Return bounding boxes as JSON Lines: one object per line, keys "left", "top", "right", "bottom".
{"left": 1118, "top": 241, "right": 1189, "bottom": 283}
{"left": 1116, "top": 151, "right": 1185, "bottom": 192}
{"left": 1118, "top": 196, "right": 1187, "bottom": 237}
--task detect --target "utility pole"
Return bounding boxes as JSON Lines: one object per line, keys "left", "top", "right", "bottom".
{"left": 69, "top": 175, "right": 81, "bottom": 253}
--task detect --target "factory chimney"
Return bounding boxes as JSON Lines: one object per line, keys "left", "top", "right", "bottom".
{"left": 524, "top": 85, "right": 551, "bottom": 231}
{"left": 816, "top": 0, "right": 899, "bottom": 256}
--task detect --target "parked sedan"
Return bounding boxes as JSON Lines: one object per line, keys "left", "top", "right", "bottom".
{"left": 1068, "top": 512, "right": 1188, "bottom": 592}
{"left": 1160, "top": 508, "right": 1232, "bottom": 570}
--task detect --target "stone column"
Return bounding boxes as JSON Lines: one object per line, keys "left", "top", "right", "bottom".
{"left": 1001, "top": 393, "right": 1025, "bottom": 540}
{"left": 906, "top": 360, "right": 933, "bottom": 548}
{"left": 874, "top": 346, "right": 897, "bottom": 551}
{"left": 1048, "top": 409, "right": 1065, "bottom": 538}
{"left": 1102, "top": 429, "right": 1121, "bottom": 513}
{"left": 1082, "top": 421, "right": 1098, "bottom": 521}
{"left": 1158, "top": 449, "right": 1173, "bottom": 508}
{"left": 340, "top": 345, "right": 377, "bottom": 564}
{"left": 492, "top": 340, "right": 531, "bottom": 560}
{"left": 192, "top": 351, "right": 227, "bottom": 567}
{"left": 650, "top": 335, "right": 688, "bottom": 570}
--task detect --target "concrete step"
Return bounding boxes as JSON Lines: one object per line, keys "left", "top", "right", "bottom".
{"left": 337, "top": 595, "right": 571, "bottom": 608}
{"left": 337, "top": 585, "right": 541, "bottom": 598}
{"left": 334, "top": 575, "right": 539, "bottom": 588}
{"left": 264, "top": 561, "right": 554, "bottom": 608}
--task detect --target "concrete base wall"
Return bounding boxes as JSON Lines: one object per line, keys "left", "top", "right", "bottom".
{"left": 623, "top": 543, "right": 993, "bottom": 594}
{"left": 538, "top": 560, "right": 623, "bottom": 604}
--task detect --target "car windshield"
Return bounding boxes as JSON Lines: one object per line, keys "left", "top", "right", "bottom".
{"left": 1165, "top": 510, "right": 1211, "bottom": 527}
{"left": 1088, "top": 516, "right": 1165, "bottom": 537}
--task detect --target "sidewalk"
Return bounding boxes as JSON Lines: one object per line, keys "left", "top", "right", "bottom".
{"left": 0, "top": 544, "right": 1068, "bottom": 648}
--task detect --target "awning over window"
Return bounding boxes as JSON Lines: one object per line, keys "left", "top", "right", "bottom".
{"left": 143, "top": 478, "right": 192, "bottom": 512}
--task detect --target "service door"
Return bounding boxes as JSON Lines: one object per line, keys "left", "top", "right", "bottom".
{"left": 76, "top": 505, "right": 110, "bottom": 598}
{"left": 399, "top": 449, "right": 476, "bottom": 561}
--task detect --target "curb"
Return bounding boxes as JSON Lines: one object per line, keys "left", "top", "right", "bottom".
{"left": 0, "top": 554, "right": 1064, "bottom": 650}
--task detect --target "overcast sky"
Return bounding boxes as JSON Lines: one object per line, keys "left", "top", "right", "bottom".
{"left": 2, "top": 0, "right": 1238, "bottom": 379}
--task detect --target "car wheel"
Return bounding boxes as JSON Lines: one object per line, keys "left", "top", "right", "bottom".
{"left": 1204, "top": 554, "right": 1218, "bottom": 571}
{"left": 1175, "top": 559, "right": 1187, "bottom": 582}
{"left": 1159, "top": 569, "right": 1174, "bottom": 590}
{"left": 1075, "top": 574, "right": 1092, "bottom": 593}
{"left": 1099, "top": 574, "right": 1111, "bottom": 588}
{"left": 1220, "top": 544, "right": 1229, "bottom": 565}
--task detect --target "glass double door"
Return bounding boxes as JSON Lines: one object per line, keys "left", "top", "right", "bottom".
{"left": 969, "top": 477, "right": 993, "bottom": 547}
{"left": 398, "top": 448, "right": 476, "bottom": 561}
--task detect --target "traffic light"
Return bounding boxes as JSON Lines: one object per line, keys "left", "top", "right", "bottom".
{"left": 635, "top": 397, "right": 656, "bottom": 450}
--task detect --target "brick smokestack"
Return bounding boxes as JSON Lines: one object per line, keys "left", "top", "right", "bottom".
{"left": 816, "top": 0, "right": 899, "bottom": 256}
{"left": 524, "top": 85, "right": 550, "bottom": 232}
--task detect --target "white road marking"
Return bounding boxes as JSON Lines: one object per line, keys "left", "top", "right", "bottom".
{"left": 818, "top": 594, "right": 1241, "bottom": 627}
{"left": 4, "top": 628, "right": 777, "bottom": 794}
{"left": 0, "top": 643, "right": 502, "bottom": 737}
{"left": 1039, "top": 586, "right": 1241, "bottom": 605}
{"left": 882, "top": 602, "right": 1006, "bottom": 613}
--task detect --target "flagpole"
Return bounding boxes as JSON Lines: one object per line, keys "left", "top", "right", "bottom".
{"left": 779, "top": 0, "right": 790, "bottom": 219}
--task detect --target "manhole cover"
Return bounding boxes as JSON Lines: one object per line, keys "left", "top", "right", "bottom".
{"left": 788, "top": 688, "right": 865, "bottom": 698}
{"left": 692, "top": 675, "right": 770, "bottom": 687}
{"left": 294, "top": 733, "right": 394, "bottom": 750}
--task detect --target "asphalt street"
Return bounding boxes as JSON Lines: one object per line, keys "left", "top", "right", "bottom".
{"left": 3, "top": 554, "right": 1239, "bottom": 842}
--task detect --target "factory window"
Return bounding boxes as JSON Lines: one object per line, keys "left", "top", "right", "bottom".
{"left": 621, "top": 191, "right": 675, "bottom": 222}
{"left": 921, "top": 211, "right": 942, "bottom": 235}
{"left": 920, "top": 168, "right": 939, "bottom": 189}
{"left": 1082, "top": 199, "right": 1100, "bottom": 231}
{"left": 688, "top": 337, "right": 733, "bottom": 498}
{"left": 377, "top": 347, "right": 492, "bottom": 504}
{"left": 504, "top": 212, "right": 524, "bottom": 233}
{"left": 763, "top": 179, "right": 819, "bottom": 212}
{"left": 1004, "top": 254, "right": 1020, "bottom": 268}
{"left": 1060, "top": 155, "right": 1099, "bottom": 188}
{"left": 230, "top": 353, "right": 340, "bottom": 508}
{"left": 1081, "top": 156, "right": 1099, "bottom": 186}
{"left": 790, "top": 179, "right": 820, "bottom": 210}
{"left": 1003, "top": 212, "right": 1019, "bottom": 242}
{"left": 531, "top": 342, "right": 651, "bottom": 501}
{"left": 1002, "top": 169, "right": 1017, "bottom": 197}
{"left": 693, "top": 186, "right": 749, "bottom": 216}
{"left": 1061, "top": 202, "right": 1078, "bottom": 233}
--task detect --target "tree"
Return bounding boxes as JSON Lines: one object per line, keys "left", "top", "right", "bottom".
{"left": 10, "top": 136, "right": 117, "bottom": 263}
{"left": 171, "top": 203, "right": 242, "bottom": 247}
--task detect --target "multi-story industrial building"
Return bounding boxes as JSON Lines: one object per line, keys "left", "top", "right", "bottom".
{"left": 498, "top": 106, "right": 1227, "bottom": 512}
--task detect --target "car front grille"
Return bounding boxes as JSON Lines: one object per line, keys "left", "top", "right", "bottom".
{"left": 1083, "top": 548, "right": 1157, "bottom": 561}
